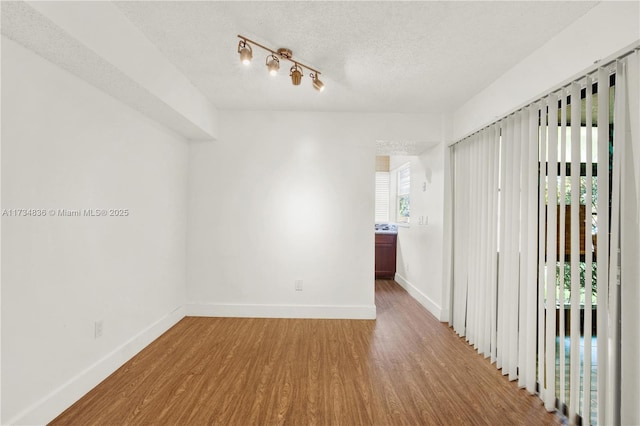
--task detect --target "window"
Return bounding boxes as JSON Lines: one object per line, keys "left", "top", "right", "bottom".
{"left": 375, "top": 172, "right": 390, "bottom": 222}
{"left": 539, "top": 81, "right": 612, "bottom": 423}
{"left": 397, "top": 163, "right": 410, "bottom": 223}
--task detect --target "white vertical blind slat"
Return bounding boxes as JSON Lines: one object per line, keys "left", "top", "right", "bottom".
{"left": 525, "top": 105, "right": 539, "bottom": 394}
{"left": 496, "top": 120, "right": 508, "bottom": 371}
{"left": 501, "top": 117, "right": 511, "bottom": 374}
{"left": 582, "top": 75, "right": 594, "bottom": 425}
{"left": 537, "top": 103, "right": 548, "bottom": 393}
{"left": 489, "top": 125, "right": 500, "bottom": 364}
{"left": 559, "top": 90, "right": 568, "bottom": 406}
{"left": 456, "top": 140, "right": 471, "bottom": 336}
{"left": 452, "top": 144, "right": 463, "bottom": 333}
{"left": 606, "top": 60, "right": 625, "bottom": 426}
{"left": 485, "top": 127, "right": 498, "bottom": 358}
{"left": 474, "top": 135, "right": 482, "bottom": 346}
{"left": 466, "top": 140, "right": 477, "bottom": 344}
{"left": 471, "top": 135, "right": 482, "bottom": 347}
{"left": 569, "top": 82, "right": 582, "bottom": 421}
{"left": 518, "top": 109, "right": 529, "bottom": 388}
{"left": 596, "top": 67, "right": 610, "bottom": 426}
{"left": 508, "top": 113, "right": 522, "bottom": 380}
{"left": 461, "top": 142, "right": 471, "bottom": 336}
{"left": 620, "top": 51, "right": 640, "bottom": 426}
{"left": 478, "top": 129, "right": 491, "bottom": 356}
{"left": 499, "top": 118, "right": 510, "bottom": 373}
{"left": 545, "top": 95, "right": 559, "bottom": 411}
{"left": 487, "top": 127, "right": 498, "bottom": 357}
{"left": 470, "top": 138, "right": 482, "bottom": 346}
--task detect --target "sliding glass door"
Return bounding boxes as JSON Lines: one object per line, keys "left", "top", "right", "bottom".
{"left": 448, "top": 50, "right": 638, "bottom": 424}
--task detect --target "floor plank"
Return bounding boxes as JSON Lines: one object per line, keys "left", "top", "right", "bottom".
{"left": 50, "top": 280, "right": 559, "bottom": 425}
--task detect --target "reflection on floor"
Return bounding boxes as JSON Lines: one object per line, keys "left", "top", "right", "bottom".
{"left": 555, "top": 336, "right": 597, "bottom": 425}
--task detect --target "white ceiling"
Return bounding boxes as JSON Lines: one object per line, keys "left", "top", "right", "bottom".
{"left": 114, "top": 1, "right": 597, "bottom": 114}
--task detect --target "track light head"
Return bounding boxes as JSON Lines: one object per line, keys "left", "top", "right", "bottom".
{"left": 311, "top": 73, "right": 325, "bottom": 92}
{"left": 238, "top": 40, "right": 252, "bottom": 66}
{"left": 290, "top": 64, "right": 302, "bottom": 86}
{"left": 266, "top": 55, "right": 280, "bottom": 76}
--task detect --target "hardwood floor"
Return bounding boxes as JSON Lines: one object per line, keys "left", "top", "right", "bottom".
{"left": 51, "top": 280, "right": 559, "bottom": 425}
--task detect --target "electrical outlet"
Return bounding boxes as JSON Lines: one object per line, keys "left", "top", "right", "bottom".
{"left": 295, "top": 280, "right": 303, "bottom": 291}
{"left": 94, "top": 320, "right": 103, "bottom": 339}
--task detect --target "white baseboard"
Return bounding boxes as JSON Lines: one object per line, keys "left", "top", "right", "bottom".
{"left": 9, "top": 305, "right": 186, "bottom": 425}
{"left": 186, "top": 303, "right": 376, "bottom": 320}
{"left": 394, "top": 273, "right": 445, "bottom": 321}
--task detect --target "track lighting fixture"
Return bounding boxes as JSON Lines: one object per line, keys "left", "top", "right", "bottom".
{"left": 237, "top": 35, "right": 325, "bottom": 92}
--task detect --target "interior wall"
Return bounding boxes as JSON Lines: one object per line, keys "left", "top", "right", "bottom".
{"left": 1, "top": 37, "right": 188, "bottom": 424}
{"left": 452, "top": 1, "right": 640, "bottom": 140}
{"left": 187, "top": 111, "right": 441, "bottom": 319}
{"left": 389, "top": 144, "right": 446, "bottom": 320}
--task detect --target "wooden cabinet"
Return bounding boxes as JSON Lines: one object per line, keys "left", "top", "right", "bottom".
{"left": 375, "top": 233, "right": 397, "bottom": 279}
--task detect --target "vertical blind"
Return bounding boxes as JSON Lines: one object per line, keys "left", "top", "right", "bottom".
{"left": 448, "top": 49, "right": 638, "bottom": 424}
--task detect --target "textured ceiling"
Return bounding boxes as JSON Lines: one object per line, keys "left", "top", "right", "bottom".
{"left": 114, "top": 1, "right": 597, "bottom": 114}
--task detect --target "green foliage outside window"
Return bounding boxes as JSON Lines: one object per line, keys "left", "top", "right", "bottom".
{"left": 557, "top": 261, "right": 597, "bottom": 305}
{"left": 399, "top": 195, "right": 410, "bottom": 220}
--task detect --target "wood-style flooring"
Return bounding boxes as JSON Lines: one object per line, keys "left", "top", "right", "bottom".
{"left": 51, "top": 280, "right": 559, "bottom": 425}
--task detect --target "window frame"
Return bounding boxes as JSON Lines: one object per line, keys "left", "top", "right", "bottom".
{"left": 396, "top": 162, "right": 411, "bottom": 224}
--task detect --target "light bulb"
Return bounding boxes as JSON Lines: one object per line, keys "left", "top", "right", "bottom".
{"left": 311, "top": 74, "right": 325, "bottom": 92}
{"left": 238, "top": 41, "right": 252, "bottom": 66}
{"left": 313, "top": 77, "right": 325, "bottom": 92}
{"left": 266, "top": 55, "right": 280, "bottom": 76}
{"left": 240, "top": 48, "right": 252, "bottom": 65}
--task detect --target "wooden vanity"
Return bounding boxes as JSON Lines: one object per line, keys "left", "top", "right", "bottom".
{"left": 375, "top": 232, "right": 397, "bottom": 279}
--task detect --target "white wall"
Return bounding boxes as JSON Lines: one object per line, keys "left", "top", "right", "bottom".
{"left": 389, "top": 144, "right": 446, "bottom": 320}
{"left": 1, "top": 37, "right": 188, "bottom": 424}
{"left": 452, "top": 1, "right": 640, "bottom": 140}
{"left": 2, "top": 1, "right": 219, "bottom": 140}
{"left": 187, "top": 111, "right": 441, "bottom": 319}
{"left": 27, "top": 1, "right": 219, "bottom": 138}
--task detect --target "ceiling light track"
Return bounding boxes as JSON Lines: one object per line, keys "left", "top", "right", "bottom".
{"left": 237, "top": 35, "right": 325, "bottom": 92}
